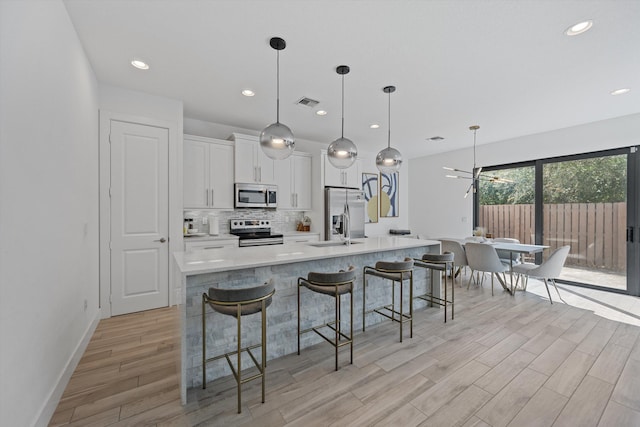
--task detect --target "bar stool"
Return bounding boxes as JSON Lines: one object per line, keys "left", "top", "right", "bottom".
{"left": 362, "top": 257, "right": 414, "bottom": 342}
{"left": 201, "top": 281, "right": 275, "bottom": 413}
{"left": 414, "top": 252, "right": 455, "bottom": 323}
{"left": 297, "top": 266, "right": 356, "bottom": 371}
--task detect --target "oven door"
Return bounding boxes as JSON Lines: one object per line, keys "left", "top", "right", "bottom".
{"left": 235, "top": 184, "right": 268, "bottom": 208}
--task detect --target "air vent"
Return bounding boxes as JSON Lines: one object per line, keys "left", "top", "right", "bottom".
{"left": 428, "top": 136, "right": 444, "bottom": 141}
{"left": 296, "top": 97, "right": 320, "bottom": 108}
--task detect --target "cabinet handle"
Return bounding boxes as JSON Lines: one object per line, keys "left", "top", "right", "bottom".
{"left": 206, "top": 189, "right": 208, "bottom": 206}
{"left": 154, "top": 237, "right": 167, "bottom": 243}
{"left": 259, "top": 166, "right": 262, "bottom": 182}
{"left": 211, "top": 189, "right": 214, "bottom": 207}
{"left": 295, "top": 193, "right": 298, "bottom": 207}
{"left": 204, "top": 245, "right": 223, "bottom": 250}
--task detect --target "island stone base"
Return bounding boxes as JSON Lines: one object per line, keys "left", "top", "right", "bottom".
{"left": 183, "top": 245, "right": 440, "bottom": 391}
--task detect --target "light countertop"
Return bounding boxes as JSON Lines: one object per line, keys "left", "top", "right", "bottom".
{"left": 174, "top": 236, "right": 440, "bottom": 275}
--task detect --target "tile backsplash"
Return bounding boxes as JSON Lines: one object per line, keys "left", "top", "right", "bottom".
{"left": 183, "top": 209, "right": 305, "bottom": 234}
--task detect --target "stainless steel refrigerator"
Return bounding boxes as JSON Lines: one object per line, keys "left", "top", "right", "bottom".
{"left": 324, "top": 187, "right": 366, "bottom": 241}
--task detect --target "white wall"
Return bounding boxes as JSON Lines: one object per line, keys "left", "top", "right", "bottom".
{"left": 0, "top": 1, "right": 100, "bottom": 426}
{"left": 184, "top": 117, "right": 410, "bottom": 237}
{"left": 408, "top": 113, "right": 640, "bottom": 239}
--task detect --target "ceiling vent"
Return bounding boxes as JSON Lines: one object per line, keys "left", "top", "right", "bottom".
{"left": 428, "top": 136, "right": 444, "bottom": 141}
{"left": 296, "top": 97, "right": 320, "bottom": 108}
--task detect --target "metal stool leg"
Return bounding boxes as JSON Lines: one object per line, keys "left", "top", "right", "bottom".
{"left": 262, "top": 299, "right": 266, "bottom": 403}
{"left": 202, "top": 294, "right": 207, "bottom": 389}
{"left": 237, "top": 304, "right": 242, "bottom": 413}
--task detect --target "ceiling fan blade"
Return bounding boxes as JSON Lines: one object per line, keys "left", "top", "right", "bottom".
{"left": 474, "top": 166, "right": 483, "bottom": 179}
{"left": 446, "top": 174, "right": 473, "bottom": 180}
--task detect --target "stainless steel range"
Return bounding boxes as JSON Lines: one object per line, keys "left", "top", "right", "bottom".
{"left": 229, "top": 219, "right": 284, "bottom": 247}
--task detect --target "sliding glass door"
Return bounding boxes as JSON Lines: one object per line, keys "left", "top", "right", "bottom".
{"left": 542, "top": 154, "right": 627, "bottom": 291}
{"left": 475, "top": 147, "right": 639, "bottom": 296}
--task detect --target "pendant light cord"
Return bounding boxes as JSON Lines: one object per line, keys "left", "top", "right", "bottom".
{"left": 473, "top": 128, "right": 477, "bottom": 170}
{"left": 387, "top": 90, "right": 391, "bottom": 149}
{"left": 341, "top": 74, "right": 345, "bottom": 138}
{"left": 276, "top": 49, "right": 280, "bottom": 123}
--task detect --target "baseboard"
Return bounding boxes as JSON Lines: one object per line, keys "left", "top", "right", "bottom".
{"left": 33, "top": 311, "right": 100, "bottom": 427}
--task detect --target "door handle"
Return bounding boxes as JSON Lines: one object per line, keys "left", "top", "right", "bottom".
{"left": 627, "top": 226, "right": 634, "bottom": 243}
{"left": 154, "top": 237, "right": 167, "bottom": 243}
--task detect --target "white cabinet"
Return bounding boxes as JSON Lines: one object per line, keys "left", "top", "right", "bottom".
{"left": 276, "top": 152, "right": 312, "bottom": 210}
{"left": 323, "top": 150, "right": 361, "bottom": 188}
{"left": 184, "top": 239, "right": 238, "bottom": 251}
{"left": 183, "top": 135, "right": 234, "bottom": 209}
{"left": 232, "top": 133, "right": 275, "bottom": 184}
{"left": 283, "top": 233, "right": 320, "bottom": 244}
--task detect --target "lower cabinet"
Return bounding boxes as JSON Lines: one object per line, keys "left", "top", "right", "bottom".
{"left": 283, "top": 234, "right": 320, "bottom": 244}
{"left": 184, "top": 239, "right": 238, "bottom": 251}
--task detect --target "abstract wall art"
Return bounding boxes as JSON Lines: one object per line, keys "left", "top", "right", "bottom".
{"left": 362, "top": 173, "right": 378, "bottom": 223}
{"left": 380, "top": 172, "right": 399, "bottom": 217}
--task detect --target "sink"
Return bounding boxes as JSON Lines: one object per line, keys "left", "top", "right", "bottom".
{"left": 307, "top": 241, "right": 363, "bottom": 247}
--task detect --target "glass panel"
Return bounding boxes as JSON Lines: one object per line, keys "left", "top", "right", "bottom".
{"left": 478, "top": 166, "right": 535, "bottom": 247}
{"left": 542, "top": 155, "right": 627, "bottom": 291}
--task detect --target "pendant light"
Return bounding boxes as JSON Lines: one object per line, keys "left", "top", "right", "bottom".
{"left": 327, "top": 65, "right": 358, "bottom": 169}
{"left": 260, "top": 37, "right": 295, "bottom": 160}
{"left": 376, "top": 86, "right": 403, "bottom": 173}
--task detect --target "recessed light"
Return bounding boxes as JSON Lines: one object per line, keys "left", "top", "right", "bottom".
{"left": 131, "top": 59, "right": 149, "bottom": 70}
{"left": 316, "top": 110, "right": 327, "bottom": 116}
{"left": 370, "top": 124, "right": 380, "bottom": 129}
{"left": 242, "top": 89, "right": 255, "bottom": 97}
{"left": 610, "top": 88, "right": 630, "bottom": 96}
{"left": 565, "top": 20, "right": 593, "bottom": 36}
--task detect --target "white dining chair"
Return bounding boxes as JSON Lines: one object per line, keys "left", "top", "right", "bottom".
{"left": 440, "top": 239, "right": 468, "bottom": 285}
{"left": 464, "top": 242, "right": 509, "bottom": 296}
{"left": 512, "top": 245, "right": 570, "bottom": 304}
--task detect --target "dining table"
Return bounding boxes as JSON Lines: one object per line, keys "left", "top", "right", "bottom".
{"left": 439, "top": 238, "right": 549, "bottom": 294}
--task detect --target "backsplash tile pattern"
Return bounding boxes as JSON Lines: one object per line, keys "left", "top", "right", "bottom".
{"left": 184, "top": 209, "right": 305, "bottom": 234}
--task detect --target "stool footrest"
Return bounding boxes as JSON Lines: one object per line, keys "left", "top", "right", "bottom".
{"left": 369, "top": 306, "right": 412, "bottom": 323}
{"left": 205, "top": 343, "right": 264, "bottom": 384}
{"left": 300, "top": 320, "right": 352, "bottom": 347}
{"left": 415, "top": 294, "right": 453, "bottom": 307}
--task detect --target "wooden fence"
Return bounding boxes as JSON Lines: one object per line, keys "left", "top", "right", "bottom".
{"left": 479, "top": 203, "right": 626, "bottom": 272}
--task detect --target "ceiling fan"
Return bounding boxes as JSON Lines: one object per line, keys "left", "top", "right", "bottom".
{"left": 443, "top": 125, "right": 513, "bottom": 198}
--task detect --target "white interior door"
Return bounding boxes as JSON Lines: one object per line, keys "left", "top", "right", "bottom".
{"left": 110, "top": 120, "right": 169, "bottom": 315}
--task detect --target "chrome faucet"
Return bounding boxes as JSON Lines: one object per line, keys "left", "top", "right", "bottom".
{"left": 341, "top": 203, "right": 351, "bottom": 245}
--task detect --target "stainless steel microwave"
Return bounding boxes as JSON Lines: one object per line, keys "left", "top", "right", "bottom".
{"left": 235, "top": 183, "right": 278, "bottom": 209}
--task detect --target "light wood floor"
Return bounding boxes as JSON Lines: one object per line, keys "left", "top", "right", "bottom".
{"left": 50, "top": 275, "right": 640, "bottom": 426}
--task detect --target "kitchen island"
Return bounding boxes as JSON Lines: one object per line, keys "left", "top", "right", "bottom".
{"left": 173, "top": 236, "right": 441, "bottom": 403}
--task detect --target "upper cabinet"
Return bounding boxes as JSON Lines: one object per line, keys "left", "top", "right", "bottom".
{"left": 276, "top": 152, "right": 312, "bottom": 210}
{"left": 232, "top": 133, "right": 275, "bottom": 184}
{"left": 183, "top": 135, "right": 234, "bottom": 209}
{"left": 323, "top": 150, "right": 362, "bottom": 188}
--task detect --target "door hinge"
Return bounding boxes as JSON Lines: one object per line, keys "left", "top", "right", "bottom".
{"left": 109, "top": 241, "right": 112, "bottom": 250}
{"left": 108, "top": 134, "right": 111, "bottom": 144}
{"left": 109, "top": 294, "right": 112, "bottom": 303}
{"left": 108, "top": 187, "right": 112, "bottom": 197}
